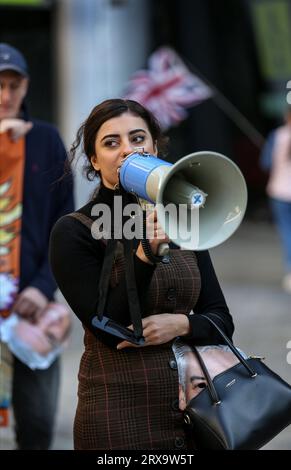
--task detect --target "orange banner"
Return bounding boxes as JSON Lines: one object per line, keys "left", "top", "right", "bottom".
{"left": 0, "top": 131, "right": 25, "bottom": 317}
{"left": 0, "top": 130, "right": 25, "bottom": 427}
{"left": 0, "top": 343, "right": 13, "bottom": 427}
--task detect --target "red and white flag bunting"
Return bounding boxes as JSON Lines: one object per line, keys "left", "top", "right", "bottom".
{"left": 123, "top": 46, "right": 213, "bottom": 130}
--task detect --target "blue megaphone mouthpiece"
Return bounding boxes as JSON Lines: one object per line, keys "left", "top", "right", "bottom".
{"left": 119, "top": 151, "right": 171, "bottom": 202}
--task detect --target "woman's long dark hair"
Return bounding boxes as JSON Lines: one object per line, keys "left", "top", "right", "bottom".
{"left": 69, "top": 98, "right": 168, "bottom": 181}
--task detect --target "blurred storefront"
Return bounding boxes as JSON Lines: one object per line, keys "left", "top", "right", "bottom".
{"left": 0, "top": 0, "right": 151, "bottom": 205}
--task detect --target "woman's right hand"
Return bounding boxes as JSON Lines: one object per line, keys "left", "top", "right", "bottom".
{"left": 135, "top": 209, "right": 169, "bottom": 264}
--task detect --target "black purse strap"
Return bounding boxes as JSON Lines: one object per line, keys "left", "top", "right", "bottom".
{"left": 123, "top": 237, "right": 143, "bottom": 339}
{"left": 97, "top": 238, "right": 117, "bottom": 320}
{"left": 68, "top": 213, "right": 116, "bottom": 321}
{"left": 191, "top": 315, "right": 257, "bottom": 404}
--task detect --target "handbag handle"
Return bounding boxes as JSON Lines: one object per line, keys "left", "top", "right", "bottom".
{"left": 192, "top": 315, "right": 258, "bottom": 405}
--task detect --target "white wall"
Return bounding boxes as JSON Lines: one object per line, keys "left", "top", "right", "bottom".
{"left": 56, "top": 0, "right": 151, "bottom": 206}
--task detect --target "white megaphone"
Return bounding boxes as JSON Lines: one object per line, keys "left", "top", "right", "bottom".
{"left": 119, "top": 150, "right": 247, "bottom": 251}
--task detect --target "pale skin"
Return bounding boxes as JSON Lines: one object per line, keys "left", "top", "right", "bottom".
{"left": 0, "top": 70, "right": 28, "bottom": 120}
{"left": 15, "top": 303, "right": 71, "bottom": 355}
{"left": 91, "top": 112, "right": 191, "bottom": 349}
{"left": 0, "top": 70, "right": 47, "bottom": 321}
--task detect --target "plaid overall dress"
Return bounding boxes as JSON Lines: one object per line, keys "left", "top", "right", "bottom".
{"left": 74, "top": 248, "right": 201, "bottom": 450}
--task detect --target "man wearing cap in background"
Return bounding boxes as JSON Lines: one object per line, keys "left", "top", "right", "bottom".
{"left": 0, "top": 43, "right": 74, "bottom": 449}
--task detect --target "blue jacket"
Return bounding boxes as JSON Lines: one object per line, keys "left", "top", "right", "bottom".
{"left": 20, "top": 119, "right": 74, "bottom": 299}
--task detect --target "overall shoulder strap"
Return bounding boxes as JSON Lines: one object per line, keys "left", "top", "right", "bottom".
{"left": 67, "top": 212, "right": 94, "bottom": 230}
{"left": 67, "top": 211, "right": 143, "bottom": 341}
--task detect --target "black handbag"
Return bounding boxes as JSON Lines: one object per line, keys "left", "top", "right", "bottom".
{"left": 184, "top": 315, "right": 291, "bottom": 450}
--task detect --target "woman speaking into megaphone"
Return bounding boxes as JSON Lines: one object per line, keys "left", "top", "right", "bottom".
{"left": 49, "top": 99, "right": 235, "bottom": 451}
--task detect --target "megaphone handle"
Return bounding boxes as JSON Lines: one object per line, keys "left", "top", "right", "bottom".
{"left": 157, "top": 243, "right": 170, "bottom": 257}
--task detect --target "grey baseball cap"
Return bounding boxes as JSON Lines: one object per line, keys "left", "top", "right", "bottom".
{"left": 0, "top": 43, "right": 29, "bottom": 77}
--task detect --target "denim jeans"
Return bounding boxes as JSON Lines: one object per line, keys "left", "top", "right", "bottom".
{"left": 270, "top": 198, "right": 291, "bottom": 273}
{"left": 12, "top": 355, "right": 60, "bottom": 450}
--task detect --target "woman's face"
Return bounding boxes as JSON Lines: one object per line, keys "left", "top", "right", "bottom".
{"left": 91, "top": 112, "right": 157, "bottom": 189}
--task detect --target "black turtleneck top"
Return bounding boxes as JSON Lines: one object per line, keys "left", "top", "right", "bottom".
{"left": 49, "top": 185, "right": 234, "bottom": 347}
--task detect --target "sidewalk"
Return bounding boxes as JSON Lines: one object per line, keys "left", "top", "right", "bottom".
{"left": 1, "top": 220, "right": 290, "bottom": 450}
